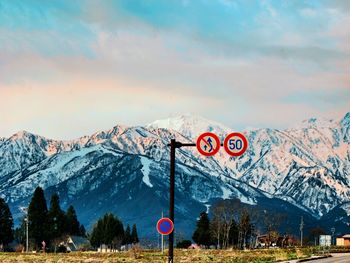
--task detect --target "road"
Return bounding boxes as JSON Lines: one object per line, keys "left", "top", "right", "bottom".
{"left": 303, "top": 253, "right": 350, "bottom": 262}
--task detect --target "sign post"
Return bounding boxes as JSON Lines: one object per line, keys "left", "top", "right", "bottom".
{"left": 166, "top": 132, "right": 248, "bottom": 263}
{"left": 169, "top": 139, "right": 176, "bottom": 262}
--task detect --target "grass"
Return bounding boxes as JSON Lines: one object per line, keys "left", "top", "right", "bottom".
{"left": 0, "top": 247, "right": 327, "bottom": 263}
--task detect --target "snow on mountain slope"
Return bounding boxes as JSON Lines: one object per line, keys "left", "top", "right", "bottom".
{"left": 140, "top": 156, "right": 153, "bottom": 188}
{"left": 1, "top": 112, "right": 350, "bottom": 226}
{"left": 1, "top": 139, "right": 263, "bottom": 237}
{"left": 148, "top": 113, "right": 350, "bottom": 217}
{"left": 237, "top": 122, "right": 350, "bottom": 216}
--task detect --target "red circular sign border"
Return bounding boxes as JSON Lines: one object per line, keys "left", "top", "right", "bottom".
{"left": 196, "top": 132, "right": 221, "bottom": 157}
{"left": 156, "top": 217, "right": 174, "bottom": 235}
{"left": 224, "top": 132, "right": 248, "bottom": 157}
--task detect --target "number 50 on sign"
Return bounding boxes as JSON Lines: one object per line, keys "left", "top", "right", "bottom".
{"left": 224, "top": 132, "right": 248, "bottom": 157}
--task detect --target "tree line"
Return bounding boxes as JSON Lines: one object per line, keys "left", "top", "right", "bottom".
{"left": 15, "top": 187, "right": 85, "bottom": 251}
{"left": 0, "top": 187, "right": 85, "bottom": 251}
{"left": 89, "top": 213, "right": 139, "bottom": 251}
{"left": 0, "top": 187, "right": 139, "bottom": 252}
{"left": 191, "top": 199, "right": 289, "bottom": 249}
{"left": 190, "top": 199, "right": 335, "bottom": 249}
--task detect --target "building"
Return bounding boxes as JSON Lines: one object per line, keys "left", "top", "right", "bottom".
{"left": 319, "top": 235, "right": 332, "bottom": 246}
{"left": 336, "top": 234, "right": 350, "bottom": 246}
{"left": 65, "top": 235, "right": 90, "bottom": 252}
{"left": 256, "top": 234, "right": 297, "bottom": 248}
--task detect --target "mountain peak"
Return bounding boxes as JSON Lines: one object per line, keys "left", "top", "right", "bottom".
{"left": 10, "top": 130, "right": 34, "bottom": 140}
{"left": 296, "top": 116, "right": 336, "bottom": 129}
{"left": 147, "top": 114, "right": 232, "bottom": 139}
{"left": 341, "top": 112, "right": 350, "bottom": 126}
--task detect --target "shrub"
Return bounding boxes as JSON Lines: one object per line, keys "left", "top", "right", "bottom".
{"left": 15, "top": 244, "right": 24, "bottom": 252}
{"left": 57, "top": 245, "right": 67, "bottom": 253}
{"left": 176, "top": 240, "right": 192, "bottom": 249}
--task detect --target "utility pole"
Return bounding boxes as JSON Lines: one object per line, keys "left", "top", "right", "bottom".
{"left": 20, "top": 207, "right": 29, "bottom": 253}
{"left": 331, "top": 227, "right": 335, "bottom": 246}
{"left": 25, "top": 216, "right": 29, "bottom": 253}
{"left": 300, "top": 216, "right": 304, "bottom": 247}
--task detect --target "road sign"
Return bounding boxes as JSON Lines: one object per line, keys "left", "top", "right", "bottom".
{"left": 223, "top": 132, "right": 248, "bottom": 157}
{"left": 157, "top": 217, "right": 174, "bottom": 235}
{"left": 196, "top": 132, "right": 220, "bottom": 156}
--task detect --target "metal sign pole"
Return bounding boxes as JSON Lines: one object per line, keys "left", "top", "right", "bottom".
{"left": 165, "top": 133, "right": 247, "bottom": 262}
{"left": 168, "top": 139, "right": 176, "bottom": 263}
{"left": 167, "top": 140, "right": 196, "bottom": 263}
{"left": 161, "top": 211, "right": 164, "bottom": 254}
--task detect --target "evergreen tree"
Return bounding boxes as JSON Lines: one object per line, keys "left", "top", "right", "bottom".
{"left": 13, "top": 217, "right": 27, "bottom": 245}
{"left": 47, "top": 194, "right": 66, "bottom": 242}
{"left": 79, "top": 225, "right": 86, "bottom": 237}
{"left": 90, "top": 219, "right": 103, "bottom": 248}
{"left": 90, "top": 213, "right": 124, "bottom": 249}
{"left": 0, "top": 198, "right": 14, "bottom": 247}
{"left": 28, "top": 187, "right": 48, "bottom": 249}
{"left": 65, "top": 205, "right": 80, "bottom": 235}
{"left": 131, "top": 224, "right": 139, "bottom": 244}
{"left": 192, "top": 212, "right": 211, "bottom": 247}
{"left": 124, "top": 224, "right": 131, "bottom": 245}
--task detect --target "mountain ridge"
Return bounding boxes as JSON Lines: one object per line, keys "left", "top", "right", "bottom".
{"left": 1, "top": 112, "right": 350, "bottom": 237}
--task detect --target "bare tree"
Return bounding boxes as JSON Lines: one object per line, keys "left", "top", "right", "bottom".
{"left": 261, "top": 211, "right": 286, "bottom": 247}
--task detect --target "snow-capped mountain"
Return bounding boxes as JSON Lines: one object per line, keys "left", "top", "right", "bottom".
{"left": 0, "top": 112, "right": 349, "bottom": 237}
{"left": 147, "top": 114, "right": 232, "bottom": 140}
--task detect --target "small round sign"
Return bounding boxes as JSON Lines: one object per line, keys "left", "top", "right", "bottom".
{"left": 196, "top": 132, "right": 221, "bottom": 157}
{"left": 157, "top": 217, "right": 174, "bottom": 235}
{"left": 224, "top": 132, "right": 248, "bottom": 157}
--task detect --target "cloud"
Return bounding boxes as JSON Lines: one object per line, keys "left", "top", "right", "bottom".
{"left": 0, "top": 0, "right": 349, "bottom": 138}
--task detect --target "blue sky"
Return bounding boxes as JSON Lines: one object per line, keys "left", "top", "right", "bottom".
{"left": 0, "top": 0, "right": 349, "bottom": 139}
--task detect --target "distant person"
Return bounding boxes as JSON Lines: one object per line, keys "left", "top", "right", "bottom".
{"left": 42, "top": 241, "right": 46, "bottom": 253}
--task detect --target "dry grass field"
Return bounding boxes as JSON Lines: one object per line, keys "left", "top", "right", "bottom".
{"left": 0, "top": 247, "right": 325, "bottom": 263}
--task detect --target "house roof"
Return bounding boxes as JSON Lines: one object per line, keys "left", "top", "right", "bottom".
{"left": 69, "top": 235, "right": 90, "bottom": 248}
{"left": 342, "top": 234, "right": 350, "bottom": 238}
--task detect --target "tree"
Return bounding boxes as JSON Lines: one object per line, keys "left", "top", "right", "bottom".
{"left": 79, "top": 225, "right": 86, "bottom": 237}
{"left": 124, "top": 224, "right": 132, "bottom": 245}
{"left": 47, "top": 194, "right": 66, "bottom": 244}
{"left": 90, "top": 219, "right": 103, "bottom": 248}
{"left": 192, "top": 212, "right": 211, "bottom": 247}
{"left": 28, "top": 187, "right": 48, "bottom": 249}
{"left": 0, "top": 198, "right": 14, "bottom": 248}
{"left": 131, "top": 224, "right": 139, "bottom": 244}
{"left": 308, "top": 227, "right": 326, "bottom": 246}
{"left": 65, "top": 205, "right": 80, "bottom": 236}
{"left": 261, "top": 211, "right": 285, "bottom": 247}
{"left": 238, "top": 210, "right": 252, "bottom": 249}
{"left": 210, "top": 200, "right": 240, "bottom": 249}
{"left": 14, "top": 217, "right": 26, "bottom": 246}
{"left": 211, "top": 203, "right": 224, "bottom": 248}
{"left": 90, "top": 213, "right": 125, "bottom": 250}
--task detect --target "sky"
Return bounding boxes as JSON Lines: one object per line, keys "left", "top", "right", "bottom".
{"left": 1, "top": 0, "right": 349, "bottom": 139}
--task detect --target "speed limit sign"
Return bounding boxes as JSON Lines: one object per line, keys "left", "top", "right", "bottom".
{"left": 224, "top": 132, "right": 248, "bottom": 157}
